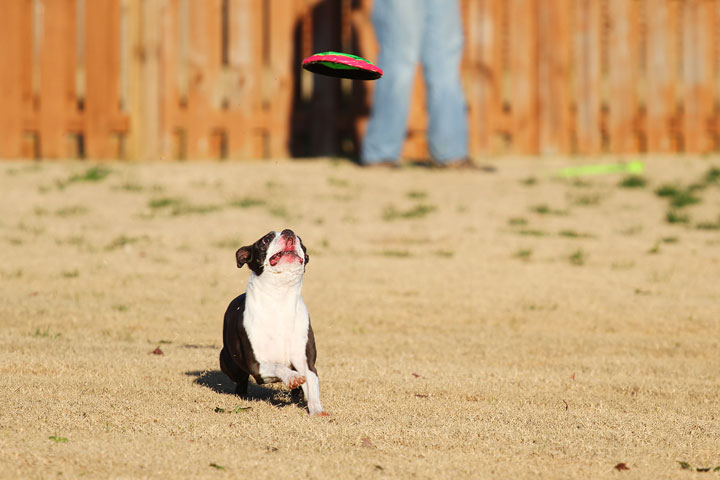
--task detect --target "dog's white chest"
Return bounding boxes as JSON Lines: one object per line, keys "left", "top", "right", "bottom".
{"left": 243, "top": 275, "right": 309, "bottom": 365}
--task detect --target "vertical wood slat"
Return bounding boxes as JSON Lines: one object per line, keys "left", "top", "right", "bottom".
{"left": 267, "top": 0, "right": 296, "bottom": 158}
{"left": 682, "top": 0, "right": 715, "bottom": 153}
{"left": 185, "top": 0, "right": 222, "bottom": 159}
{"left": 537, "top": 0, "right": 571, "bottom": 154}
{"left": 572, "top": 0, "right": 602, "bottom": 154}
{"left": 85, "top": 0, "right": 123, "bottom": 159}
{"left": 608, "top": 0, "right": 639, "bottom": 153}
{"left": 646, "top": 0, "right": 678, "bottom": 152}
{"left": 510, "top": 0, "right": 539, "bottom": 154}
{"left": 0, "top": 0, "right": 32, "bottom": 158}
{"left": 226, "top": 0, "right": 263, "bottom": 158}
{"left": 463, "top": 0, "right": 503, "bottom": 154}
{"left": 161, "top": 0, "right": 181, "bottom": 160}
{"left": 39, "top": 0, "right": 76, "bottom": 158}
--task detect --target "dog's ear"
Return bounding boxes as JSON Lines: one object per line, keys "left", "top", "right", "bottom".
{"left": 236, "top": 246, "right": 252, "bottom": 268}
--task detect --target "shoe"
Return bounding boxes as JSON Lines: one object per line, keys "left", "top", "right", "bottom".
{"left": 443, "top": 158, "right": 497, "bottom": 172}
{"left": 362, "top": 160, "right": 400, "bottom": 169}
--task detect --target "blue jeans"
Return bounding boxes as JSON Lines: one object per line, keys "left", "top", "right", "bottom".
{"left": 361, "top": 0, "right": 468, "bottom": 164}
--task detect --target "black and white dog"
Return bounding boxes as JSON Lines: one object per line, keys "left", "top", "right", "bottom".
{"left": 220, "top": 229, "right": 326, "bottom": 416}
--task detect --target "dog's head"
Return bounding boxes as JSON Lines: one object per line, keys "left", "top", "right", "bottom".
{"left": 235, "top": 229, "right": 309, "bottom": 277}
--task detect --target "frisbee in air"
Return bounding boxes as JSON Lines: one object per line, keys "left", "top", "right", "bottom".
{"left": 302, "top": 51, "right": 383, "bottom": 80}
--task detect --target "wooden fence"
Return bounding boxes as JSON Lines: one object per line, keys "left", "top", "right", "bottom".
{"left": 0, "top": 0, "right": 719, "bottom": 161}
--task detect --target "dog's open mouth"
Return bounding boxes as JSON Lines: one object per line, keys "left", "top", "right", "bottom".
{"left": 269, "top": 250, "right": 302, "bottom": 266}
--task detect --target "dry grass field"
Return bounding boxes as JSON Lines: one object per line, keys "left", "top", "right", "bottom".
{"left": 0, "top": 156, "right": 719, "bottom": 479}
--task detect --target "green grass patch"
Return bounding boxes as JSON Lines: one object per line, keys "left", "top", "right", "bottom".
{"left": 267, "top": 205, "right": 290, "bottom": 219}
{"left": 568, "top": 249, "right": 586, "bottom": 266}
{"left": 666, "top": 210, "right": 690, "bottom": 224}
{"left": 702, "top": 166, "right": 720, "bottom": 185}
{"left": 515, "top": 229, "right": 548, "bottom": 237}
{"left": 148, "top": 197, "right": 221, "bottom": 216}
{"left": 68, "top": 165, "right": 112, "bottom": 183}
{"left": 696, "top": 218, "right": 720, "bottom": 230}
{"left": 148, "top": 197, "right": 183, "bottom": 210}
{"left": 406, "top": 190, "right": 428, "bottom": 200}
{"left": 105, "top": 235, "right": 147, "bottom": 251}
{"left": 31, "top": 328, "right": 61, "bottom": 339}
{"left": 529, "top": 204, "right": 567, "bottom": 216}
{"left": 558, "top": 229, "right": 595, "bottom": 239}
{"left": 520, "top": 176, "right": 538, "bottom": 186}
{"left": 513, "top": 248, "right": 533, "bottom": 260}
{"left": 569, "top": 193, "right": 602, "bottom": 206}
{"left": 55, "top": 205, "right": 89, "bottom": 217}
{"left": 61, "top": 269, "right": 79, "bottom": 278}
{"left": 49, "top": 435, "right": 68, "bottom": 443}
{"left": 508, "top": 217, "right": 528, "bottom": 226}
{"left": 228, "top": 196, "right": 266, "bottom": 209}
{"left": 209, "top": 463, "right": 226, "bottom": 471}
{"left": 327, "top": 177, "right": 350, "bottom": 188}
{"left": 434, "top": 250, "right": 454, "bottom": 258}
{"left": 380, "top": 249, "right": 411, "bottom": 257}
{"left": 382, "top": 204, "right": 437, "bottom": 221}
{"left": 619, "top": 175, "right": 647, "bottom": 188}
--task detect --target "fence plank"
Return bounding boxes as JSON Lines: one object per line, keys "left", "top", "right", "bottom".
{"left": 608, "top": 0, "right": 639, "bottom": 153}
{"left": 184, "top": 0, "right": 223, "bottom": 159}
{"left": 646, "top": 0, "right": 678, "bottom": 152}
{"left": 510, "top": 0, "right": 539, "bottom": 154}
{"left": 85, "top": 0, "right": 124, "bottom": 159}
{"left": 538, "top": 0, "right": 571, "bottom": 154}
{"left": 572, "top": 0, "right": 602, "bottom": 154}
{"left": 39, "top": 0, "right": 76, "bottom": 158}
{"left": 0, "top": 0, "right": 32, "bottom": 158}
{"left": 682, "top": 0, "right": 715, "bottom": 153}
{"left": 267, "top": 0, "right": 297, "bottom": 158}
{"left": 226, "top": 0, "right": 258, "bottom": 158}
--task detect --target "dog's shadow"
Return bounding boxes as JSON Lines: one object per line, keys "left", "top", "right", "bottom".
{"left": 185, "top": 370, "right": 306, "bottom": 410}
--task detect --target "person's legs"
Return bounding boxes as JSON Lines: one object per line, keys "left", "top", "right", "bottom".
{"left": 361, "top": 0, "right": 423, "bottom": 165}
{"left": 420, "top": 0, "right": 468, "bottom": 163}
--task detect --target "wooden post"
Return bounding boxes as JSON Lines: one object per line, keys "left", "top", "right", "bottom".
{"left": 608, "top": 0, "right": 639, "bottom": 153}
{"left": 645, "top": 0, "right": 678, "bottom": 153}
{"left": 267, "top": 0, "right": 296, "bottom": 159}
{"left": 572, "top": 0, "right": 602, "bottom": 154}
{"left": 0, "top": 0, "right": 32, "bottom": 158}
{"left": 681, "top": 0, "right": 715, "bottom": 153}
{"left": 85, "top": 0, "right": 123, "bottom": 159}
{"left": 510, "top": 0, "right": 539, "bottom": 154}
{"left": 39, "top": 0, "right": 77, "bottom": 158}
{"left": 537, "top": 0, "right": 571, "bottom": 154}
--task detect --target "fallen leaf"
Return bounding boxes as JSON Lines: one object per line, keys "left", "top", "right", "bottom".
{"left": 415, "top": 394, "right": 429, "bottom": 398}
{"left": 697, "top": 467, "right": 711, "bottom": 472}
{"left": 562, "top": 399, "right": 569, "bottom": 410}
{"left": 614, "top": 463, "right": 630, "bottom": 471}
{"left": 374, "top": 465, "right": 384, "bottom": 471}
{"left": 678, "top": 462, "right": 691, "bottom": 470}
{"left": 214, "top": 407, "right": 226, "bottom": 413}
{"left": 570, "top": 372, "right": 576, "bottom": 380}
{"left": 412, "top": 373, "right": 422, "bottom": 378}
{"left": 209, "top": 462, "right": 225, "bottom": 470}
{"left": 150, "top": 347, "right": 164, "bottom": 355}
{"left": 232, "top": 404, "right": 252, "bottom": 413}
{"left": 360, "top": 436, "right": 374, "bottom": 448}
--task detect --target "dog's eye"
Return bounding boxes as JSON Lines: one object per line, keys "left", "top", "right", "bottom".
{"left": 261, "top": 236, "right": 271, "bottom": 245}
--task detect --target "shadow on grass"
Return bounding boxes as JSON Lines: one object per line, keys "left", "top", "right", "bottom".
{"left": 185, "top": 370, "right": 305, "bottom": 409}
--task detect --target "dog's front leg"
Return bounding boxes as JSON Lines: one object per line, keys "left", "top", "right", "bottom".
{"left": 258, "top": 363, "right": 306, "bottom": 389}
{"left": 299, "top": 370, "right": 324, "bottom": 416}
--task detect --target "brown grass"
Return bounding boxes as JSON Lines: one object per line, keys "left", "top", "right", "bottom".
{"left": 1, "top": 157, "right": 719, "bottom": 479}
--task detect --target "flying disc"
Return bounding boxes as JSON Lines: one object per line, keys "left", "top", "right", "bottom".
{"left": 302, "top": 51, "right": 383, "bottom": 80}
{"left": 556, "top": 160, "right": 645, "bottom": 178}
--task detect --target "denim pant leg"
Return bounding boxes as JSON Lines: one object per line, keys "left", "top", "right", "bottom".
{"left": 361, "top": 0, "right": 424, "bottom": 164}
{"left": 421, "top": 0, "right": 468, "bottom": 162}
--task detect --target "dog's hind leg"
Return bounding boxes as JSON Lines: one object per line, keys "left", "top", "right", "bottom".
{"left": 220, "top": 347, "right": 250, "bottom": 396}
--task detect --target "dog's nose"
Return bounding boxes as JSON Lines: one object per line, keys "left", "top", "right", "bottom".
{"left": 281, "top": 229, "right": 294, "bottom": 238}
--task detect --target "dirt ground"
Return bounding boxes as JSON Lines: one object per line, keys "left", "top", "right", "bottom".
{"left": 0, "top": 156, "right": 718, "bottom": 479}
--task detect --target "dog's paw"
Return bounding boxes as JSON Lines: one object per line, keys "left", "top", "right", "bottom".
{"left": 286, "top": 374, "right": 306, "bottom": 390}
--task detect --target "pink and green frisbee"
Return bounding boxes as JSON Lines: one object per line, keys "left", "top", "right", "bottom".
{"left": 302, "top": 51, "right": 383, "bottom": 80}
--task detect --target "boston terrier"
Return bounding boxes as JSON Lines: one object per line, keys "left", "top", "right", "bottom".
{"left": 220, "top": 229, "right": 326, "bottom": 416}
